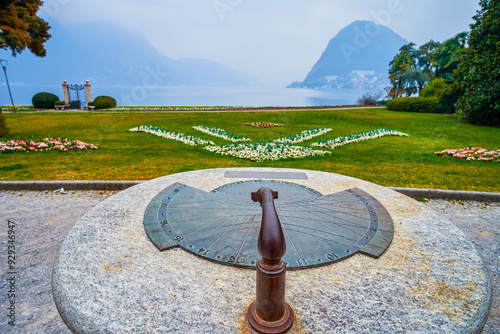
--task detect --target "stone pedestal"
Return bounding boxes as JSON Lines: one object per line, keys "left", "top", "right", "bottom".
{"left": 52, "top": 168, "right": 492, "bottom": 333}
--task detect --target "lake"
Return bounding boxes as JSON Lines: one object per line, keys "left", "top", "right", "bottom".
{"left": 1, "top": 85, "right": 368, "bottom": 107}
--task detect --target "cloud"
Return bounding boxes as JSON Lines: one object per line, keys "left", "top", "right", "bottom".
{"left": 41, "top": 0, "right": 480, "bottom": 81}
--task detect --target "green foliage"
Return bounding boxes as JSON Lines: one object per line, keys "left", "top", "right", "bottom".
{"left": 388, "top": 33, "right": 466, "bottom": 98}
{"left": 93, "top": 96, "right": 117, "bottom": 110}
{"left": 455, "top": 0, "right": 500, "bottom": 126}
{"left": 31, "top": 92, "right": 59, "bottom": 109}
{"left": 55, "top": 101, "right": 65, "bottom": 105}
{"left": 0, "top": 0, "right": 51, "bottom": 57}
{"left": 387, "top": 96, "right": 442, "bottom": 113}
{"left": 0, "top": 109, "right": 9, "bottom": 137}
{"left": 420, "top": 78, "right": 460, "bottom": 111}
{"left": 432, "top": 32, "right": 468, "bottom": 81}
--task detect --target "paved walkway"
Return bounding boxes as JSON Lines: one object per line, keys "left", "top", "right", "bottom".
{"left": 0, "top": 190, "right": 498, "bottom": 333}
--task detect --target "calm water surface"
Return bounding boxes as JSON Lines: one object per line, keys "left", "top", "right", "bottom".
{"left": 1, "top": 85, "right": 366, "bottom": 107}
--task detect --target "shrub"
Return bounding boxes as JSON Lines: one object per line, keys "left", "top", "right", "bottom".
{"left": 55, "top": 101, "right": 65, "bottom": 105}
{"left": 70, "top": 100, "right": 81, "bottom": 109}
{"left": 387, "top": 97, "right": 442, "bottom": 113}
{"left": 0, "top": 109, "right": 9, "bottom": 137}
{"left": 32, "top": 92, "right": 59, "bottom": 109}
{"left": 420, "top": 78, "right": 459, "bottom": 112}
{"left": 93, "top": 96, "right": 117, "bottom": 110}
{"left": 357, "top": 92, "right": 383, "bottom": 105}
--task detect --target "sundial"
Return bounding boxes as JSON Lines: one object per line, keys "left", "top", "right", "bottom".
{"left": 144, "top": 179, "right": 394, "bottom": 269}
{"left": 54, "top": 169, "right": 492, "bottom": 333}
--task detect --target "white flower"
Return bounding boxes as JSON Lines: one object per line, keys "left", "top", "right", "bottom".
{"left": 313, "top": 128, "right": 408, "bottom": 149}
{"left": 274, "top": 127, "right": 332, "bottom": 144}
{"left": 129, "top": 125, "right": 215, "bottom": 146}
{"left": 193, "top": 125, "right": 251, "bottom": 142}
{"left": 204, "top": 142, "right": 330, "bottom": 162}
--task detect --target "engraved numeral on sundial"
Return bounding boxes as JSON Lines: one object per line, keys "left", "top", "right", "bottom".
{"left": 296, "top": 258, "right": 308, "bottom": 266}
{"left": 174, "top": 236, "right": 183, "bottom": 242}
{"left": 327, "top": 253, "right": 339, "bottom": 261}
{"left": 198, "top": 248, "right": 210, "bottom": 256}
{"left": 228, "top": 255, "right": 236, "bottom": 263}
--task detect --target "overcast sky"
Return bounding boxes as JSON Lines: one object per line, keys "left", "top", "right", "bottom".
{"left": 40, "top": 0, "right": 480, "bottom": 82}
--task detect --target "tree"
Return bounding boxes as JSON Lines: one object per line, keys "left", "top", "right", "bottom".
{"left": 415, "top": 40, "right": 442, "bottom": 71}
{"left": 388, "top": 44, "right": 417, "bottom": 97}
{"left": 387, "top": 34, "right": 467, "bottom": 99}
{"left": 388, "top": 42, "right": 435, "bottom": 97}
{"left": 0, "top": 0, "right": 51, "bottom": 57}
{"left": 431, "top": 32, "right": 467, "bottom": 81}
{"left": 455, "top": 0, "right": 500, "bottom": 126}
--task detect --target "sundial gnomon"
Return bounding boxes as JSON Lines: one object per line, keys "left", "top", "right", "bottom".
{"left": 144, "top": 180, "right": 394, "bottom": 269}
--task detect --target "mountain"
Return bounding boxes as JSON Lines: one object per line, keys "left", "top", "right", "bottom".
{"left": 1, "top": 21, "right": 262, "bottom": 104}
{"left": 288, "top": 20, "right": 408, "bottom": 90}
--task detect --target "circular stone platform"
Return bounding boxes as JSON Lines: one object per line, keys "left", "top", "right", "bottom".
{"left": 53, "top": 168, "right": 492, "bottom": 333}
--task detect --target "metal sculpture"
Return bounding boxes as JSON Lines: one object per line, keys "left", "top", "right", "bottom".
{"left": 247, "top": 186, "right": 294, "bottom": 334}
{"left": 68, "top": 83, "right": 86, "bottom": 107}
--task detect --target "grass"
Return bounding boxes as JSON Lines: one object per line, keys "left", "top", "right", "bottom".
{"left": 1, "top": 108, "right": 499, "bottom": 192}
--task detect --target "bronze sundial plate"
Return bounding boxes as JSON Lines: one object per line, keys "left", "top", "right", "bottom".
{"left": 144, "top": 180, "right": 393, "bottom": 269}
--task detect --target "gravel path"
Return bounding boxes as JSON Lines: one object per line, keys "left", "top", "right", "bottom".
{"left": 0, "top": 191, "right": 498, "bottom": 334}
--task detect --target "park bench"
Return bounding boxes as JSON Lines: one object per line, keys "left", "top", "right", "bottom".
{"left": 54, "top": 104, "right": 70, "bottom": 110}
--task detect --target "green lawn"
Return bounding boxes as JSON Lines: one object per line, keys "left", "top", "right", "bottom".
{"left": 1, "top": 108, "right": 499, "bottom": 192}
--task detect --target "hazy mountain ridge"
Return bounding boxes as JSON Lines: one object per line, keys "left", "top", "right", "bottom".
{"left": 2, "top": 21, "right": 262, "bottom": 93}
{"left": 288, "top": 20, "right": 408, "bottom": 90}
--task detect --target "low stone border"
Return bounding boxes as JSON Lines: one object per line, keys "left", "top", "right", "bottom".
{"left": 391, "top": 187, "right": 500, "bottom": 203}
{"left": 1, "top": 181, "right": 499, "bottom": 202}
{"left": 0, "top": 180, "right": 142, "bottom": 191}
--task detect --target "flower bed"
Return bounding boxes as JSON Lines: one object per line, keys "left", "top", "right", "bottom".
{"left": 193, "top": 125, "right": 250, "bottom": 142}
{"left": 313, "top": 128, "right": 408, "bottom": 149}
{"left": 204, "top": 142, "right": 331, "bottom": 162}
{"left": 106, "top": 105, "right": 353, "bottom": 112}
{"left": 274, "top": 127, "right": 332, "bottom": 144}
{"left": 1, "top": 105, "right": 38, "bottom": 111}
{"left": 435, "top": 148, "right": 500, "bottom": 162}
{"left": 129, "top": 125, "right": 214, "bottom": 146}
{"left": 244, "top": 122, "right": 284, "bottom": 128}
{"left": 112, "top": 105, "right": 254, "bottom": 111}
{"left": 0, "top": 138, "right": 98, "bottom": 153}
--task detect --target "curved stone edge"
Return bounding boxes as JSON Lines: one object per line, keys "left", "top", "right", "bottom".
{"left": 51, "top": 168, "right": 493, "bottom": 333}
{"left": 391, "top": 187, "right": 500, "bottom": 203}
{"left": 0, "top": 180, "right": 142, "bottom": 191}
{"left": 2, "top": 181, "right": 499, "bottom": 202}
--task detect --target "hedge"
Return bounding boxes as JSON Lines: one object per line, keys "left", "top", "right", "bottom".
{"left": 387, "top": 97, "right": 443, "bottom": 113}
